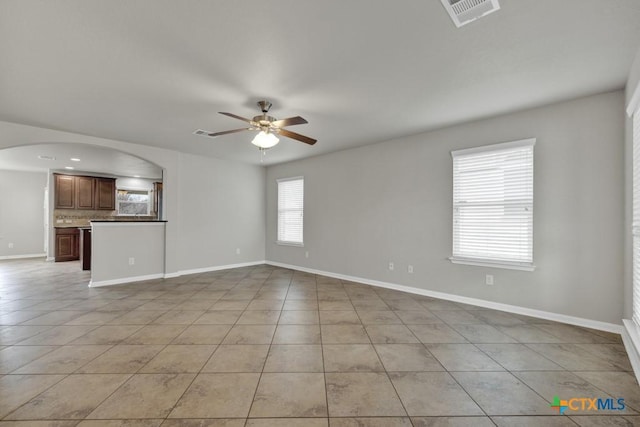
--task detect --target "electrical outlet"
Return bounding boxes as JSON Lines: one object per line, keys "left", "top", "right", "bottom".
{"left": 485, "top": 274, "right": 494, "bottom": 285}
{"left": 408, "top": 265, "right": 414, "bottom": 274}
{"left": 128, "top": 257, "right": 135, "bottom": 266}
{"left": 388, "top": 262, "right": 394, "bottom": 271}
{"left": 236, "top": 248, "right": 241, "bottom": 255}
{"left": 8, "top": 242, "right": 14, "bottom": 249}
{"left": 305, "top": 251, "right": 309, "bottom": 258}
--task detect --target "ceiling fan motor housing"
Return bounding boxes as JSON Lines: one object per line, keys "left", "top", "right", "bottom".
{"left": 257, "top": 100, "right": 272, "bottom": 113}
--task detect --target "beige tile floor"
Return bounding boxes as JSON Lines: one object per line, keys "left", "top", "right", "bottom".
{"left": 0, "top": 258, "right": 639, "bottom": 426}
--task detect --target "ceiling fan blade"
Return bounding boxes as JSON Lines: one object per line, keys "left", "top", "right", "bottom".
{"left": 195, "top": 128, "right": 250, "bottom": 138}
{"left": 271, "top": 116, "right": 308, "bottom": 128}
{"left": 219, "top": 112, "right": 255, "bottom": 124}
{"left": 277, "top": 128, "right": 317, "bottom": 145}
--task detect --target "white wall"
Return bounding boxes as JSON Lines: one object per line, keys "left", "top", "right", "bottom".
{"left": 0, "top": 121, "right": 266, "bottom": 275}
{"left": 176, "top": 152, "right": 266, "bottom": 272}
{"left": 0, "top": 170, "right": 47, "bottom": 258}
{"left": 116, "top": 177, "right": 156, "bottom": 191}
{"left": 266, "top": 91, "right": 625, "bottom": 325}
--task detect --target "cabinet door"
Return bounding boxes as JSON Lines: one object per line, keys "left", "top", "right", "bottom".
{"left": 95, "top": 178, "right": 116, "bottom": 210}
{"left": 55, "top": 232, "right": 79, "bottom": 261}
{"left": 75, "top": 176, "right": 95, "bottom": 209}
{"left": 54, "top": 174, "right": 75, "bottom": 209}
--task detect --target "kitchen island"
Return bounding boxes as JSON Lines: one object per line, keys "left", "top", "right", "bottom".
{"left": 88, "top": 220, "right": 167, "bottom": 287}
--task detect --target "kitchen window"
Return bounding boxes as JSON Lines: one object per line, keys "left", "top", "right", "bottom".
{"left": 117, "top": 189, "right": 151, "bottom": 216}
{"left": 277, "top": 177, "right": 304, "bottom": 245}
{"left": 450, "top": 138, "right": 535, "bottom": 270}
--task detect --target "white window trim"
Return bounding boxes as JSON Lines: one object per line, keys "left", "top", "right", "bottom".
{"left": 277, "top": 176, "right": 304, "bottom": 246}
{"left": 276, "top": 241, "right": 305, "bottom": 247}
{"left": 450, "top": 138, "right": 536, "bottom": 271}
{"left": 449, "top": 256, "right": 535, "bottom": 272}
{"left": 632, "top": 110, "right": 640, "bottom": 327}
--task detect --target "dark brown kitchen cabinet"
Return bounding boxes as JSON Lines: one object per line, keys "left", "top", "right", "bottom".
{"left": 54, "top": 174, "right": 75, "bottom": 209}
{"left": 95, "top": 178, "right": 116, "bottom": 210}
{"left": 55, "top": 228, "right": 79, "bottom": 262}
{"left": 75, "top": 176, "right": 95, "bottom": 209}
{"left": 54, "top": 174, "right": 116, "bottom": 210}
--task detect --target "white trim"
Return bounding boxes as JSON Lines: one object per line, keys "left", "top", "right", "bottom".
{"left": 451, "top": 137, "right": 536, "bottom": 158}
{"left": 0, "top": 253, "right": 47, "bottom": 261}
{"left": 276, "top": 241, "right": 304, "bottom": 247}
{"left": 449, "top": 257, "right": 535, "bottom": 271}
{"left": 266, "top": 260, "right": 622, "bottom": 334}
{"left": 89, "top": 260, "right": 266, "bottom": 286}
{"left": 46, "top": 256, "right": 55, "bottom": 262}
{"left": 88, "top": 273, "right": 165, "bottom": 288}
{"left": 622, "top": 320, "right": 640, "bottom": 383}
{"left": 627, "top": 83, "right": 640, "bottom": 117}
{"left": 90, "top": 222, "right": 166, "bottom": 227}
{"left": 276, "top": 176, "right": 304, "bottom": 183}
{"left": 176, "top": 260, "right": 266, "bottom": 276}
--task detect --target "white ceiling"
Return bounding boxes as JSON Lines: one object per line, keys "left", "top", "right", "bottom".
{"left": 0, "top": 143, "right": 163, "bottom": 179}
{"left": 0, "top": 0, "right": 639, "bottom": 166}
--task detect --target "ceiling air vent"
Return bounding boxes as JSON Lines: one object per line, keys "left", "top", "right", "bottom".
{"left": 440, "top": 0, "right": 500, "bottom": 28}
{"left": 193, "top": 129, "right": 214, "bottom": 137}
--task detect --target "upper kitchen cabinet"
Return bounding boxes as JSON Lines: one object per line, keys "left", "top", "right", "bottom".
{"left": 54, "top": 173, "right": 116, "bottom": 210}
{"left": 76, "top": 176, "right": 95, "bottom": 209}
{"left": 95, "top": 178, "right": 116, "bottom": 210}
{"left": 54, "top": 174, "right": 75, "bottom": 209}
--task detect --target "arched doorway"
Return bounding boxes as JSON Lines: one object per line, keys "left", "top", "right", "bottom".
{"left": 0, "top": 142, "right": 164, "bottom": 262}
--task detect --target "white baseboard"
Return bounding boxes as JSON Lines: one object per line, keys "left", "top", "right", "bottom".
{"left": 89, "top": 261, "right": 266, "bottom": 287}
{"left": 88, "top": 273, "right": 165, "bottom": 288}
{"left": 0, "top": 253, "right": 46, "bottom": 261}
{"left": 622, "top": 319, "right": 640, "bottom": 383}
{"left": 45, "top": 256, "right": 55, "bottom": 262}
{"left": 175, "top": 260, "right": 266, "bottom": 277}
{"left": 266, "top": 261, "right": 623, "bottom": 334}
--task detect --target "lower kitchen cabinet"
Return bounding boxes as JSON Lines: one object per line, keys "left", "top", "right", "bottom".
{"left": 55, "top": 228, "right": 80, "bottom": 262}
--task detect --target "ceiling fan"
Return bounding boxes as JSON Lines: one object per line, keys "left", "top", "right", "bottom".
{"left": 194, "top": 100, "right": 316, "bottom": 150}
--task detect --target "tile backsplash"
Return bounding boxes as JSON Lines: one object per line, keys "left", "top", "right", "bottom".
{"left": 53, "top": 209, "right": 157, "bottom": 227}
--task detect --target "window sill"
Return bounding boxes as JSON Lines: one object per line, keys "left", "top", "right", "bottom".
{"left": 449, "top": 257, "right": 535, "bottom": 271}
{"left": 276, "top": 241, "right": 304, "bottom": 247}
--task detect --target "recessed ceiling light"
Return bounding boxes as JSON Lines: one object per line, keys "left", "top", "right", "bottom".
{"left": 38, "top": 155, "right": 56, "bottom": 160}
{"left": 133, "top": 175, "right": 141, "bottom": 178}
{"left": 65, "top": 166, "right": 74, "bottom": 170}
{"left": 70, "top": 158, "right": 81, "bottom": 162}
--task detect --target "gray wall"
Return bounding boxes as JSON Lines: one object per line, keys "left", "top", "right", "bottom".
{"left": 624, "top": 45, "right": 640, "bottom": 318}
{"left": 91, "top": 222, "right": 166, "bottom": 285}
{"left": 177, "top": 152, "right": 266, "bottom": 272}
{"left": 0, "top": 170, "right": 47, "bottom": 257}
{"left": 266, "top": 91, "right": 625, "bottom": 325}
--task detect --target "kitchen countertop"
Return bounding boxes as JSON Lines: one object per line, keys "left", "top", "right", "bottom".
{"left": 90, "top": 220, "right": 167, "bottom": 223}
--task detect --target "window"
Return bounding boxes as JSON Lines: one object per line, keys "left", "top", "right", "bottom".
{"left": 117, "top": 189, "right": 151, "bottom": 216}
{"left": 633, "top": 111, "right": 640, "bottom": 326}
{"left": 277, "top": 177, "right": 304, "bottom": 245}
{"left": 451, "top": 139, "right": 535, "bottom": 270}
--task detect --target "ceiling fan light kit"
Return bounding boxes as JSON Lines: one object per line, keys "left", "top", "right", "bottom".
{"left": 195, "top": 100, "right": 316, "bottom": 151}
{"left": 252, "top": 130, "right": 279, "bottom": 149}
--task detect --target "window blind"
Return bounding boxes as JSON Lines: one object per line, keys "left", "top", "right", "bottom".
{"left": 277, "top": 177, "right": 304, "bottom": 245}
{"left": 451, "top": 139, "right": 535, "bottom": 269}
{"left": 633, "top": 111, "right": 640, "bottom": 326}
